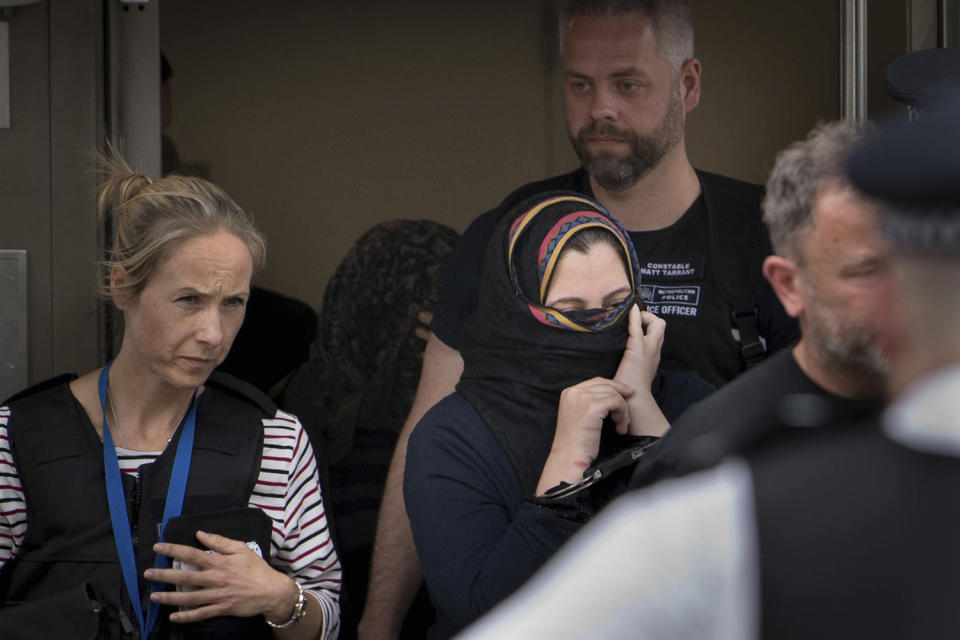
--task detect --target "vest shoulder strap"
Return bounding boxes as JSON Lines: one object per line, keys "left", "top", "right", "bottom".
{"left": 205, "top": 370, "right": 278, "bottom": 416}
{"left": 4, "top": 378, "right": 88, "bottom": 465}
{"left": 3, "top": 373, "right": 78, "bottom": 406}
{"left": 698, "top": 169, "right": 770, "bottom": 367}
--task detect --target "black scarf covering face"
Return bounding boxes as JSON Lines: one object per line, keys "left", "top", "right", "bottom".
{"left": 457, "top": 191, "right": 641, "bottom": 495}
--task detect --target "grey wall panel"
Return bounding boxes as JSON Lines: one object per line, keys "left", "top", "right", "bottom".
{"left": 50, "top": 0, "right": 103, "bottom": 375}
{"left": 0, "top": 250, "right": 27, "bottom": 401}
{"left": 0, "top": 22, "right": 9, "bottom": 130}
{"left": 0, "top": 1, "right": 52, "bottom": 385}
{"left": 0, "top": 0, "right": 103, "bottom": 389}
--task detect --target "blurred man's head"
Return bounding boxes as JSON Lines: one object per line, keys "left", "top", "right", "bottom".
{"left": 560, "top": 1, "right": 699, "bottom": 192}
{"left": 761, "top": 121, "right": 893, "bottom": 397}
{"left": 847, "top": 106, "right": 960, "bottom": 393}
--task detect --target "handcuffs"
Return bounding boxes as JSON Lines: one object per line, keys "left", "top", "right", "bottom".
{"left": 540, "top": 435, "right": 661, "bottom": 500}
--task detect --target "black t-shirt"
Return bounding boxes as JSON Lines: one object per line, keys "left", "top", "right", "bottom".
{"left": 630, "top": 194, "right": 738, "bottom": 386}
{"left": 433, "top": 168, "right": 798, "bottom": 388}
{"left": 629, "top": 346, "right": 884, "bottom": 488}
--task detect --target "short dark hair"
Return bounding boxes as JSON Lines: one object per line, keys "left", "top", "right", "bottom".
{"left": 560, "top": 0, "right": 694, "bottom": 70}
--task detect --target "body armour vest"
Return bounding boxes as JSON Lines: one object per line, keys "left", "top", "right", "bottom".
{"left": 0, "top": 372, "right": 276, "bottom": 640}
{"left": 749, "top": 420, "right": 960, "bottom": 639}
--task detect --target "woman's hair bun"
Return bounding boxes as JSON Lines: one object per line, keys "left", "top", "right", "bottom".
{"left": 94, "top": 143, "right": 153, "bottom": 224}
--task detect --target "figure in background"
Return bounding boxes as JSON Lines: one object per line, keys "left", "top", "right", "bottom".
{"left": 404, "top": 193, "right": 713, "bottom": 638}
{"left": 0, "top": 149, "right": 340, "bottom": 639}
{"left": 217, "top": 286, "right": 319, "bottom": 397}
{"left": 283, "top": 220, "right": 460, "bottom": 639}
{"left": 360, "top": 2, "right": 798, "bottom": 634}
{"left": 161, "top": 52, "right": 180, "bottom": 177}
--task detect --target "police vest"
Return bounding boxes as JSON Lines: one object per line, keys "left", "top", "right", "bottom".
{"left": 749, "top": 421, "right": 960, "bottom": 638}
{"left": 0, "top": 372, "right": 275, "bottom": 640}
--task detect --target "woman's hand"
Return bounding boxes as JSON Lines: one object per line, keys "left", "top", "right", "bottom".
{"left": 614, "top": 305, "right": 665, "bottom": 391}
{"left": 613, "top": 305, "right": 670, "bottom": 437}
{"left": 145, "top": 530, "right": 299, "bottom": 625}
{"left": 536, "top": 377, "right": 634, "bottom": 495}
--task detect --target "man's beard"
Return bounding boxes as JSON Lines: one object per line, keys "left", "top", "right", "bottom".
{"left": 803, "top": 277, "right": 890, "bottom": 396}
{"left": 570, "top": 89, "right": 684, "bottom": 192}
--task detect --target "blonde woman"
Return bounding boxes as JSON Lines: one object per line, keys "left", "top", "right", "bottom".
{"left": 0, "top": 152, "right": 340, "bottom": 639}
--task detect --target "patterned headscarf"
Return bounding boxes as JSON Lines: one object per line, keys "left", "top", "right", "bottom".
{"left": 508, "top": 193, "right": 638, "bottom": 332}
{"left": 283, "top": 219, "right": 459, "bottom": 636}
{"left": 457, "top": 192, "right": 640, "bottom": 494}
{"left": 284, "top": 219, "right": 460, "bottom": 464}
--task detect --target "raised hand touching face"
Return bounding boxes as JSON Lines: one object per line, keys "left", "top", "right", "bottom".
{"left": 614, "top": 304, "right": 664, "bottom": 392}
{"left": 614, "top": 305, "right": 669, "bottom": 437}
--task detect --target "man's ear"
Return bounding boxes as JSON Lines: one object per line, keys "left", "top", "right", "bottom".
{"left": 110, "top": 265, "right": 131, "bottom": 311}
{"left": 680, "top": 57, "right": 701, "bottom": 113}
{"left": 763, "top": 255, "right": 804, "bottom": 319}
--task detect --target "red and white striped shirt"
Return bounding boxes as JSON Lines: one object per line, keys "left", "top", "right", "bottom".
{"left": 0, "top": 404, "right": 341, "bottom": 639}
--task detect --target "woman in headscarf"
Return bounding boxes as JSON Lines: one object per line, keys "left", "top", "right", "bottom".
{"left": 283, "top": 219, "right": 459, "bottom": 638}
{"left": 403, "top": 192, "right": 713, "bottom": 638}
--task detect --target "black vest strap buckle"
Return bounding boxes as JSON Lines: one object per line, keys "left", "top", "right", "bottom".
{"left": 732, "top": 298, "right": 766, "bottom": 368}
{"left": 739, "top": 334, "right": 766, "bottom": 366}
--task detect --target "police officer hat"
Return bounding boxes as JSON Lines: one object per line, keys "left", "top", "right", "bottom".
{"left": 885, "top": 48, "right": 960, "bottom": 110}
{"left": 847, "top": 105, "right": 960, "bottom": 208}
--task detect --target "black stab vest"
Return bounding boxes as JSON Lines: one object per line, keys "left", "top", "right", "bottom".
{"left": 0, "top": 372, "right": 275, "bottom": 640}
{"left": 750, "top": 421, "right": 960, "bottom": 639}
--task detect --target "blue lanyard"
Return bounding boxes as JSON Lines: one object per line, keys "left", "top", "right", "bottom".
{"left": 98, "top": 363, "right": 198, "bottom": 639}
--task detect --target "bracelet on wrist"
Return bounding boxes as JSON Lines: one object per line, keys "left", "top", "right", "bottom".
{"left": 266, "top": 579, "right": 307, "bottom": 631}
